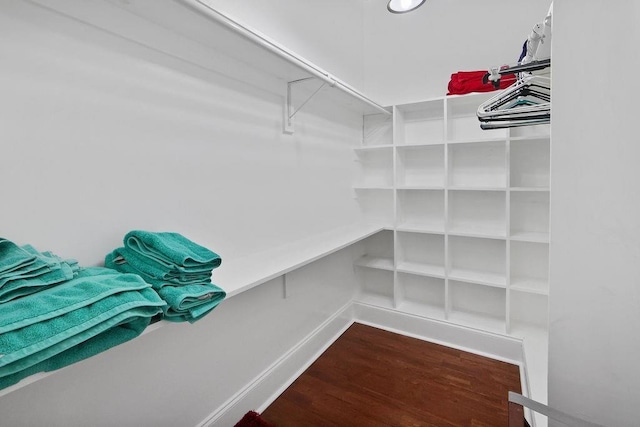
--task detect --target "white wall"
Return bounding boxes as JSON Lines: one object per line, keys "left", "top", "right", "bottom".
{"left": 196, "top": 0, "right": 365, "bottom": 91}
{"left": 0, "top": 0, "right": 363, "bottom": 265}
{"left": 362, "top": 0, "right": 552, "bottom": 105}
{"left": 548, "top": 1, "right": 640, "bottom": 426}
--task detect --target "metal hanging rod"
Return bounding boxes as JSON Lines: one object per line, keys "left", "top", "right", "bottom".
{"left": 178, "top": 0, "right": 390, "bottom": 116}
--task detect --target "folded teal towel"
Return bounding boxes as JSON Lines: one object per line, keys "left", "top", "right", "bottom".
{"left": 157, "top": 283, "right": 226, "bottom": 323}
{"left": 0, "top": 267, "right": 165, "bottom": 389}
{"left": 107, "top": 247, "right": 211, "bottom": 282}
{"left": 124, "top": 230, "right": 221, "bottom": 270}
{"left": 0, "top": 261, "right": 75, "bottom": 303}
{"left": 0, "top": 244, "right": 79, "bottom": 302}
{"left": 0, "top": 239, "right": 36, "bottom": 276}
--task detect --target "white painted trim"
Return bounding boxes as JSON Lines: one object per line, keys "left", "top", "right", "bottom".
{"left": 196, "top": 302, "right": 354, "bottom": 427}
{"left": 352, "top": 302, "right": 524, "bottom": 366}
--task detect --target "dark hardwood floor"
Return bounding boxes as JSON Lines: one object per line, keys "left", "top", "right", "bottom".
{"left": 261, "top": 323, "right": 521, "bottom": 427}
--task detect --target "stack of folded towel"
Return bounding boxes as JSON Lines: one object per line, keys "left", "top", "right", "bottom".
{"left": 0, "top": 239, "right": 80, "bottom": 303}
{"left": 105, "top": 230, "right": 225, "bottom": 323}
{"left": 0, "top": 263, "right": 165, "bottom": 390}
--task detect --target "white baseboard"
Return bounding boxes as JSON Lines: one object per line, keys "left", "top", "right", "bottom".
{"left": 196, "top": 301, "right": 528, "bottom": 427}
{"left": 196, "top": 302, "right": 354, "bottom": 427}
{"left": 352, "top": 302, "right": 525, "bottom": 366}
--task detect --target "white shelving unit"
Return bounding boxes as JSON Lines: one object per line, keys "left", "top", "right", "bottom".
{"left": 353, "top": 92, "right": 550, "bottom": 337}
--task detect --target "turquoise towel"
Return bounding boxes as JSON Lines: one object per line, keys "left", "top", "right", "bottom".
{"left": 0, "top": 261, "right": 75, "bottom": 303}
{"left": 124, "top": 230, "right": 221, "bottom": 270}
{"left": 105, "top": 249, "right": 212, "bottom": 289}
{"left": 0, "top": 244, "right": 79, "bottom": 302}
{"left": 0, "top": 239, "right": 36, "bottom": 276}
{"left": 0, "top": 267, "right": 165, "bottom": 389}
{"left": 157, "top": 283, "right": 226, "bottom": 324}
{"left": 110, "top": 247, "right": 212, "bottom": 282}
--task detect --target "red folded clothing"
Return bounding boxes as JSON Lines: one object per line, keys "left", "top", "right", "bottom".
{"left": 447, "top": 70, "right": 516, "bottom": 95}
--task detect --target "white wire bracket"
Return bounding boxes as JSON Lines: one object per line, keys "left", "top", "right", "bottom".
{"left": 283, "top": 77, "right": 332, "bottom": 134}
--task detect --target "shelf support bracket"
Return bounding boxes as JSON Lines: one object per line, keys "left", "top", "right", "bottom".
{"left": 284, "top": 77, "right": 331, "bottom": 134}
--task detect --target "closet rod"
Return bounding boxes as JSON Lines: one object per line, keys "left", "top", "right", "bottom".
{"left": 178, "top": 0, "right": 390, "bottom": 116}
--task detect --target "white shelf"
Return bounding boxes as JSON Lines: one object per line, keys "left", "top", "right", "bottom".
{"left": 509, "top": 291, "right": 548, "bottom": 330}
{"left": 447, "top": 310, "right": 506, "bottom": 335}
{"left": 354, "top": 148, "right": 394, "bottom": 188}
{"left": 510, "top": 187, "right": 550, "bottom": 192}
{"left": 396, "top": 145, "right": 445, "bottom": 188}
{"left": 397, "top": 232, "right": 445, "bottom": 279}
{"left": 447, "top": 94, "right": 507, "bottom": 141}
{"left": 447, "top": 229, "right": 507, "bottom": 240}
{"left": 447, "top": 136, "right": 508, "bottom": 145}
{"left": 449, "top": 279, "right": 507, "bottom": 333}
{"left": 510, "top": 231, "right": 549, "bottom": 243}
{"left": 363, "top": 113, "right": 393, "bottom": 147}
{"left": 396, "top": 223, "right": 445, "bottom": 235}
{"left": 448, "top": 190, "right": 506, "bottom": 238}
{"left": 356, "top": 268, "right": 395, "bottom": 308}
{"left": 510, "top": 191, "right": 550, "bottom": 238}
{"left": 397, "top": 300, "right": 446, "bottom": 320}
{"left": 511, "top": 240, "right": 549, "bottom": 295}
{"left": 354, "top": 145, "right": 393, "bottom": 152}
{"left": 353, "top": 186, "right": 394, "bottom": 190}
{"left": 511, "top": 279, "right": 549, "bottom": 295}
{"left": 396, "top": 189, "right": 445, "bottom": 233}
{"left": 397, "top": 273, "right": 445, "bottom": 319}
{"left": 449, "top": 186, "right": 507, "bottom": 191}
{"left": 511, "top": 138, "right": 550, "bottom": 188}
{"left": 397, "top": 186, "right": 445, "bottom": 191}
{"left": 448, "top": 268, "right": 507, "bottom": 288}
{"left": 397, "top": 261, "right": 446, "bottom": 279}
{"left": 354, "top": 292, "right": 395, "bottom": 310}
{"left": 448, "top": 141, "right": 507, "bottom": 189}
{"left": 395, "top": 100, "right": 445, "bottom": 145}
{"left": 216, "top": 222, "right": 388, "bottom": 298}
{"left": 354, "top": 255, "right": 394, "bottom": 271}
{"left": 353, "top": 94, "right": 550, "bottom": 352}
{"left": 449, "top": 236, "right": 506, "bottom": 287}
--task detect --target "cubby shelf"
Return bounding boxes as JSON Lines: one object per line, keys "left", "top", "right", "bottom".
{"left": 353, "top": 92, "right": 550, "bottom": 342}
{"left": 397, "top": 261, "right": 446, "bottom": 279}
{"left": 354, "top": 255, "right": 394, "bottom": 271}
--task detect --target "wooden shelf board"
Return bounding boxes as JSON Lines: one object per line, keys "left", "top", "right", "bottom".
{"left": 397, "top": 261, "right": 445, "bottom": 279}
{"left": 354, "top": 255, "right": 394, "bottom": 271}
{"left": 448, "top": 268, "right": 507, "bottom": 288}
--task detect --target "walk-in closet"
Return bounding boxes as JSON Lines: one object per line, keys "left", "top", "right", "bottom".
{"left": 1, "top": 1, "right": 638, "bottom": 427}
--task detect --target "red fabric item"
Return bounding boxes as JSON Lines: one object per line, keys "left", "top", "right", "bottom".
{"left": 447, "top": 70, "right": 516, "bottom": 95}
{"left": 234, "top": 411, "right": 276, "bottom": 427}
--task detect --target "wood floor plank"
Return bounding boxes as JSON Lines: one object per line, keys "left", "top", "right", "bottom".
{"left": 261, "top": 323, "right": 521, "bottom": 426}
